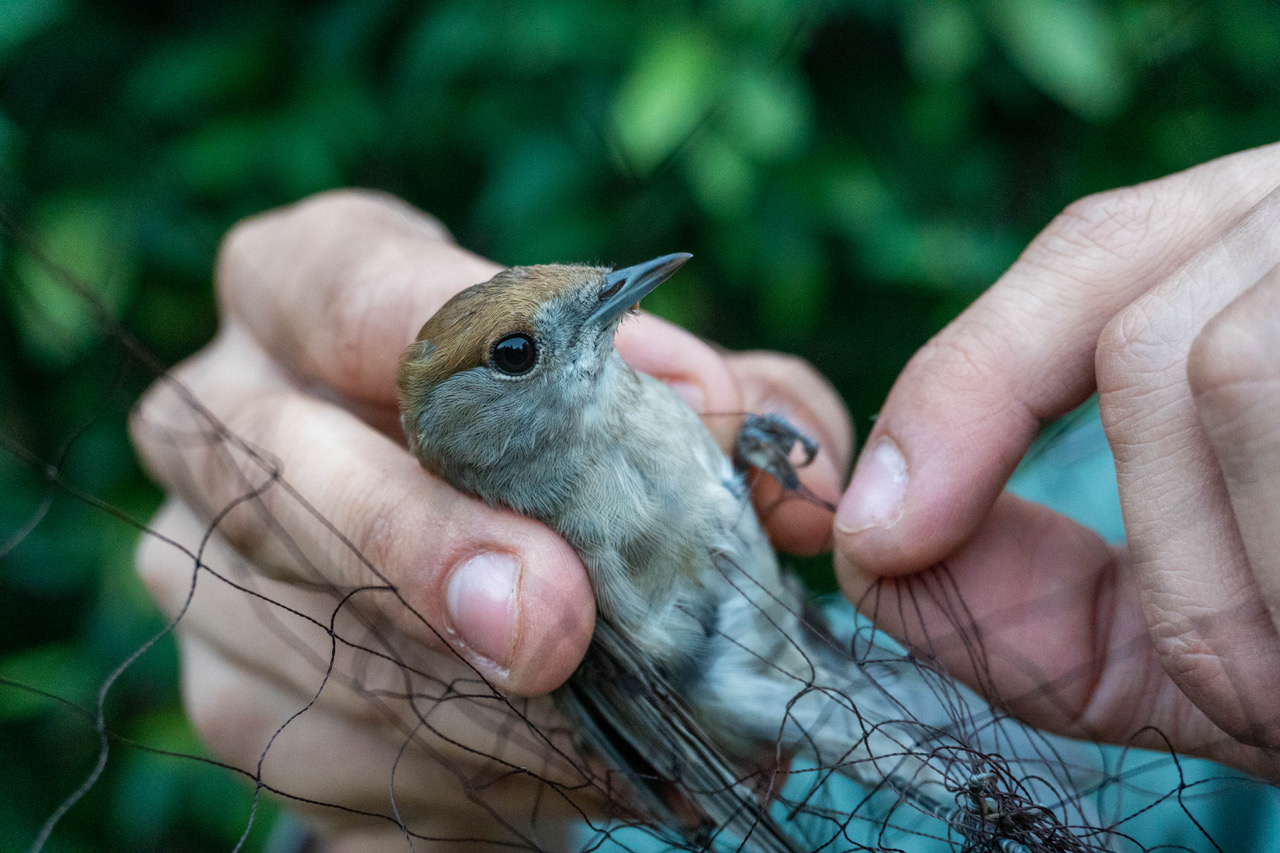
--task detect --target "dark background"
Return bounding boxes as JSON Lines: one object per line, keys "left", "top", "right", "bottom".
{"left": 2, "top": 1, "right": 1279, "bottom": 850}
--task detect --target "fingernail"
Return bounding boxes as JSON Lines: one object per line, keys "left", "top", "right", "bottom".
{"left": 836, "top": 436, "right": 907, "bottom": 534}
{"left": 664, "top": 379, "right": 706, "bottom": 412}
{"left": 446, "top": 552, "right": 522, "bottom": 668}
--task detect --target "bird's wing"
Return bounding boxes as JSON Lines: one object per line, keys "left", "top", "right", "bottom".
{"left": 556, "top": 617, "right": 805, "bottom": 853}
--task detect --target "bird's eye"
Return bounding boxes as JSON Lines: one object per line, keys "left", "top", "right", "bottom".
{"left": 491, "top": 333, "right": 537, "bottom": 375}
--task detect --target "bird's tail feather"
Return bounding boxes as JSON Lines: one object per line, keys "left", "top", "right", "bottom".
{"left": 558, "top": 618, "right": 808, "bottom": 853}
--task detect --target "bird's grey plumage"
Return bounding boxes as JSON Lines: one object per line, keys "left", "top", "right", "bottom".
{"left": 398, "top": 256, "right": 1115, "bottom": 852}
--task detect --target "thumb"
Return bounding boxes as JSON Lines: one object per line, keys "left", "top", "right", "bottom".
{"left": 834, "top": 144, "right": 1280, "bottom": 581}
{"left": 832, "top": 249, "right": 1114, "bottom": 576}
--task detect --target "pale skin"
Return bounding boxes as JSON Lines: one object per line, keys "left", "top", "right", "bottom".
{"left": 834, "top": 141, "right": 1280, "bottom": 780}
{"left": 130, "top": 190, "right": 852, "bottom": 850}
{"left": 131, "top": 143, "right": 1280, "bottom": 850}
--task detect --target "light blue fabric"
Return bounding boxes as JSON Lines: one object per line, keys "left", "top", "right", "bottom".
{"left": 1006, "top": 401, "right": 1125, "bottom": 543}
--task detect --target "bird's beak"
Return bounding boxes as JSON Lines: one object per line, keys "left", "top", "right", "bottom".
{"left": 588, "top": 252, "right": 692, "bottom": 327}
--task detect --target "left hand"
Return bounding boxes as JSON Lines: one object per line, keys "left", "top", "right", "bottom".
{"left": 130, "top": 189, "right": 853, "bottom": 849}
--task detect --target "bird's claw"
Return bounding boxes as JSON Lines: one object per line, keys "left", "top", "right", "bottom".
{"left": 733, "top": 412, "right": 820, "bottom": 493}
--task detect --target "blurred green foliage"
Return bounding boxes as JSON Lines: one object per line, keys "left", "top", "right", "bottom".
{"left": 1, "top": 1, "right": 1278, "bottom": 850}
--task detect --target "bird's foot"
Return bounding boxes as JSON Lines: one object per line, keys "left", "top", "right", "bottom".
{"left": 733, "top": 413, "right": 821, "bottom": 495}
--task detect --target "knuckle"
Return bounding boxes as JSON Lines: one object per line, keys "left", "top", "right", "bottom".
{"left": 133, "top": 530, "right": 167, "bottom": 600}
{"left": 316, "top": 213, "right": 461, "bottom": 391}
{"left": 212, "top": 192, "right": 352, "bottom": 296}
{"left": 127, "top": 382, "right": 167, "bottom": 467}
{"left": 213, "top": 209, "right": 276, "bottom": 309}
{"left": 214, "top": 212, "right": 261, "bottom": 271}
{"left": 343, "top": 481, "right": 414, "bottom": 588}
{"left": 214, "top": 189, "right": 448, "bottom": 317}
{"left": 295, "top": 186, "right": 391, "bottom": 216}
{"left": 1094, "top": 292, "right": 1183, "bottom": 390}
{"left": 1187, "top": 306, "right": 1278, "bottom": 401}
{"left": 134, "top": 502, "right": 195, "bottom": 614}
{"left": 1049, "top": 184, "right": 1161, "bottom": 259}
{"left": 1154, "top": 642, "right": 1274, "bottom": 747}
{"left": 293, "top": 188, "right": 447, "bottom": 238}
{"left": 910, "top": 327, "right": 1010, "bottom": 399}
{"left": 194, "top": 398, "right": 290, "bottom": 560}
{"left": 128, "top": 355, "right": 221, "bottom": 491}
{"left": 325, "top": 254, "right": 392, "bottom": 390}
{"left": 181, "top": 653, "right": 272, "bottom": 769}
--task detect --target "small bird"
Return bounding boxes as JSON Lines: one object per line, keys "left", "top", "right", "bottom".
{"left": 398, "top": 255, "right": 1112, "bottom": 852}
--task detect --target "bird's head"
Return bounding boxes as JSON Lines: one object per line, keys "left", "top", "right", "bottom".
{"left": 397, "top": 253, "right": 691, "bottom": 505}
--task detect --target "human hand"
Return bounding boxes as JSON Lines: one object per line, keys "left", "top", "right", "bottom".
{"left": 129, "top": 190, "right": 852, "bottom": 848}
{"left": 833, "top": 143, "right": 1280, "bottom": 779}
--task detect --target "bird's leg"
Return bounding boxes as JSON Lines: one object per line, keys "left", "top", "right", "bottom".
{"left": 732, "top": 413, "right": 818, "bottom": 490}
{"left": 733, "top": 413, "right": 833, "bottom": 510}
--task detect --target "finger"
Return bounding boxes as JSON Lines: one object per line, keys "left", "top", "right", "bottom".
{"left": 217, "top": 189, "right": 502, "bottom": 407}
{"left": 724, "top": 350, "right": 853, "bottom": 555}
{"left": 834, "top": 493, "right": 1280, "bottom": 777}
{"left": 133, "top": 341, "right": 596, "bottom": 697}
{"left": 176, "top": 634, "right": 587, "bottom": 849}
{"left": 140, "top": 500, "right": 593, "bottom": 790}
{"left": 1096, "top": 189, "right": 1280, "bottom": 746}
{"left": 138, "top": 498, "right": 465, "bottom": 725}
{"left": 834, "top": 143, "right": 1280, "bottom": 577}
{"left": 1189, "top": 268, "right": 1280, "bottom": 641}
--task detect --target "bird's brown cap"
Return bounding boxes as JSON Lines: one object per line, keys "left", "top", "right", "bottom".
{"left": 397, "top": 263, "right": 602, "bottom": 401}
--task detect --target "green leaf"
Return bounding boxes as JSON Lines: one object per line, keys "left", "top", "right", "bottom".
{"left": 722, "top": 64, "right": 812, "bottom": 161}
{"left": 0, "top": 105, "right": 18, "bottom": 172}
{"left": 902, "top": 0, "right": 985, "bottom": 84}
{"left": 684, "top": 131, "right": 757, "bottom": 216}
{"left": 823, "top": 160, "right": 902, "bottom": 238}
{"left": 0, "top": 0, "right": 68, "bottom": 63}
{"left": 987, "top": 0, "right": 1130, "bottom": 121}
{"left": 757, "top": 228, "right": 824, "bottom": 338}
{"left": 612, "top": 28, "right": 728, "bottom": 173}
{"left": 124, "top": 31, "right": 270, "bottom": 119}
{"left": 0, "top": 643, "right": 96, "bottom": 721}
{"left": 10, "top": 195, "right": 137, "bottom": 367}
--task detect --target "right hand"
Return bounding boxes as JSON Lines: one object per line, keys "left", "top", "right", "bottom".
{"left": 833, "top": 143, "right": 1280, "bottom": 780}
